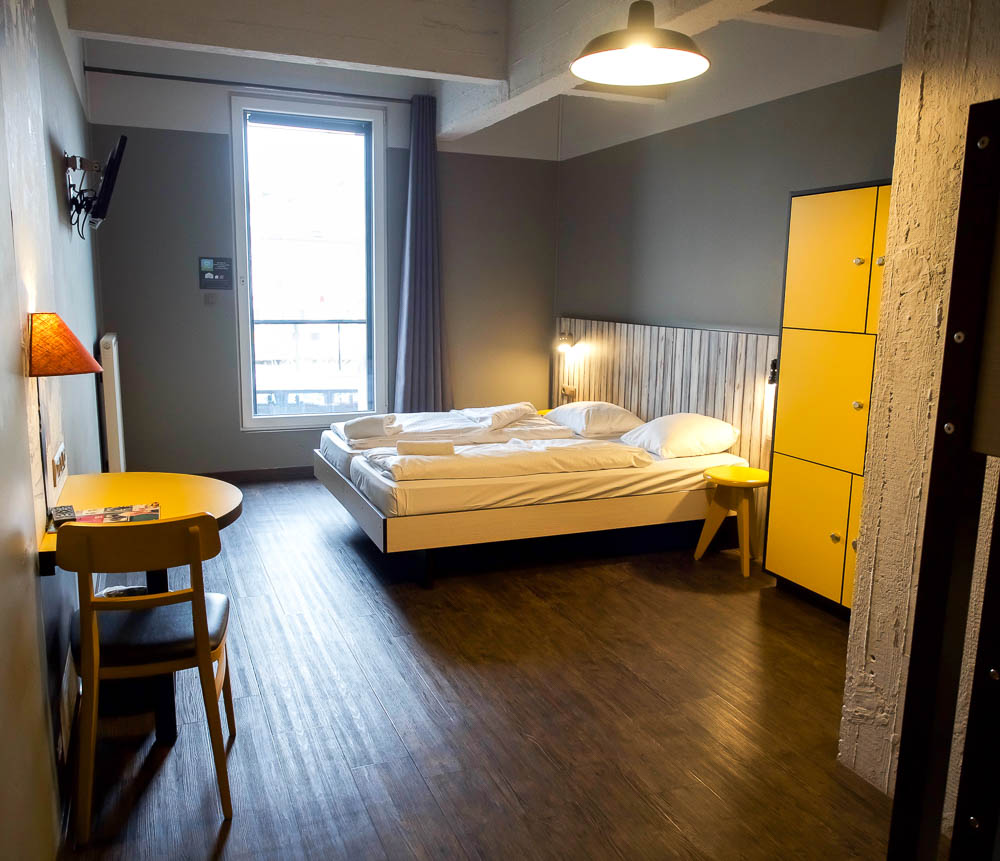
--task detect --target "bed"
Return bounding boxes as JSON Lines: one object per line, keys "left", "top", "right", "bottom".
{"left": 313, "top": 414, "right": 747, "bottom": 554}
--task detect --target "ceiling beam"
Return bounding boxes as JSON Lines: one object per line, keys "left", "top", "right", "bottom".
{"left": 565, "top": 82, "right": 672, "bottom": 104}
{"left": 67, "top": 0, "right": 508, "bottom": 83}
{"left": 739, "top": 0, "right": 887, "bottom": 36}
{"left": 438, "top": 0, "right": 771, "bottom": 140}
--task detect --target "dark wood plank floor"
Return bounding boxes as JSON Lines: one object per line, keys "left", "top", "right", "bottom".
{"left": 67, "top": 478, "right": 891, "bottom": 860}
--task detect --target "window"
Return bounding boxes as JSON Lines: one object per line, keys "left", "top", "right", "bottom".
{"left": 231, "top": 96, "right": 388, "bottom": 430}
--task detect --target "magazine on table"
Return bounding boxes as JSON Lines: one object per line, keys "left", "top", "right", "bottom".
{"left": 74, "top": 502, "right": 160, "bottom": 524}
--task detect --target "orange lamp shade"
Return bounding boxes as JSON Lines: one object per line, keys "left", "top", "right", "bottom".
{"left": 28, "top": 312, "right": 102, "bottom": 377}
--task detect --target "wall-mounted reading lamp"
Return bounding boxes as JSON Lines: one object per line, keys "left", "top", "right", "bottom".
{"left": 28, "top": 312, "right": 102, "bottom": 508}
{"left": 557, "top": 332, "right": 578, "bottom": 353}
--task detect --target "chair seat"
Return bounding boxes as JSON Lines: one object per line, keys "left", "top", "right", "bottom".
{"left": 71, "top": 593, "right": 230, "bottom": 667}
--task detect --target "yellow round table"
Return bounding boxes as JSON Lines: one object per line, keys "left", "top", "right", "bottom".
{"left": 694, "top": 465, "right": 770, "bottom": 578}
{"left": 39, "top": 471, "right": 243, "bottom": 557}
{"left": 38, "top": 472, "right": 243, "bottom": 744}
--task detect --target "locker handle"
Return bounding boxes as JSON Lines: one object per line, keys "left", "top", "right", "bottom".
{"left": 851, "top": 539, "right": 858, "bottom": 552}
{"left": 852, "top": 401, "right": 864, "bottom": 411}
{"left": 852, "top": 257, "right": 865, "bottom": 266}
{"left": 830, "top": 533, "right": 842, "bottom": 543}
{"left": 876, "top": 256, "right": 886, "bottom": 266}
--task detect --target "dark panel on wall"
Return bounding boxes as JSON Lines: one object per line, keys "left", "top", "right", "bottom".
{"left": 92, "top": 126, "right": 407, "bottom": 473}
{"left": 556, "top": 66, "right": 901, "bottom": 334}
{"left": 437, "top": 152, "right": 557, "bottom": 409}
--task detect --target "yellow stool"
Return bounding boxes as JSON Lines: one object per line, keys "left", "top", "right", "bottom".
{"left": 694, "top": 465, "right": 770, "bottom": 578}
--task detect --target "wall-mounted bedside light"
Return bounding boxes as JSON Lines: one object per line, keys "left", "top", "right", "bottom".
{"left": 29, "top": 313, "right": 103, "bottom": 378}
{"left": 557, "top": 332, "right": 578, "bottom": 353}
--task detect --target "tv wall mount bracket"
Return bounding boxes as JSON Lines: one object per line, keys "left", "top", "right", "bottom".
{"left": 64, "top": 152, "right": 103, "bottom": 237}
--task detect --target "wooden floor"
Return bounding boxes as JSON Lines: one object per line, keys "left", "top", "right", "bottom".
{"left": 67, "top": 478, "right": 891, "bottom": 860}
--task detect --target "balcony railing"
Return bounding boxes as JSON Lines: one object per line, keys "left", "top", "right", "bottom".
{"left": 251, "top": 319, "right": 370, "bottom": 416}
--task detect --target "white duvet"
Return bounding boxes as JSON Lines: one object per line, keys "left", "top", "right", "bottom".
{"left": 362, "top": 437, "right": 653, "bottom": 481}
{"left": 332, "top": 411, "right": 574, "bottom": 449}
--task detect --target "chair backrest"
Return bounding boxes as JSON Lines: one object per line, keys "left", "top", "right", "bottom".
{"left": 57, "top": 513, "right": 221, "bottom": 613}
{"left": 56, "top": 512, "right": 221, "bottom": 575}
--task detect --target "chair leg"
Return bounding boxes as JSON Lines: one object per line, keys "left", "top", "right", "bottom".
{"left": 222, "top": 651, "right": 236, "bottom": 741}
{"left": 198, "top": 657, "right": 233, "bottom": 819}
{"left": 694, "top": 487, "right": 732, "bottom": 560}
{"left": 736, "top": 491, "right": 751, "bottom": 578}
{"left": 75, "top": 668, "right": 99, "bottom": 845}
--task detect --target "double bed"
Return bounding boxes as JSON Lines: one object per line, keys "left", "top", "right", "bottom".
{"left": 313, "top": 406, "right": 747, "bottom": 555}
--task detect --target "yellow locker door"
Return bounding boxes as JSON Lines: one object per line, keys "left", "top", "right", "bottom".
{"left": 842, "top": 475, "right": 864, "bottom": 608}
{"left": 783, "top": 186, "right": 878, "bottom": 333}
{"left": 765, "top": 454, "right": 852, "bottom": 602}
{"left": 773, "top": 328, "right": 876, "bottom": 475}
{"left": 866, "top": 186, "right": 891, "bottom": 334}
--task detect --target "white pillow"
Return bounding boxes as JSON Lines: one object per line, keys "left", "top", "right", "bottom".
{"left": 545, "top": 401, "right": 643, "bottom": 438}
{"left": 620, "top": 413, "right": 740, "bottom": 458}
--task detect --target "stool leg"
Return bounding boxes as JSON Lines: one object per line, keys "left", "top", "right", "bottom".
{"left": 695, "top": 487, "right": 732, "bottom": 560}
{"left": 736, "top": 491, "right": 751, "bottom": 578}
{"left": 748, "top": 488, "right": 761, "bottom": 561}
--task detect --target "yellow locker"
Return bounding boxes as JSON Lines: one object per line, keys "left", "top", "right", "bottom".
{"left": 783, "top": 186, "right": 878, "bottom": 333}
{"left": 772, "top": 328, "right": 876, "bottom": 475}
{"left": 765, "top": 454, "right": 851, "bottom": 602}
{"left": 866, "top": 186, "right": 891, "bottom": 334}
{"left": 842, "top": 475, "right": 864, "bottom": 608}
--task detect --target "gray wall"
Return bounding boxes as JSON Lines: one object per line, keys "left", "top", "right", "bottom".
{"left": 38, "top": 0, "right": 103, "bottom": 764}
{"left": 0, "top": 0, "right": 102, "bottom": 853}
{"left": 438, "top": 153, "right": 556, "bottom": 409}
{"left": 93, "top": 125, "right": 407, "bottom": 474}
{"left": 93, "top": 128, "right": 559, "bottom": 472}
{"left": 556, "top": 66, "right": 902, "bottom": 334}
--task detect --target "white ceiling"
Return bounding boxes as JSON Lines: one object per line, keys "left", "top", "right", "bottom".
{"left": 556, "top": 0, "right": 907, "bottom": 159}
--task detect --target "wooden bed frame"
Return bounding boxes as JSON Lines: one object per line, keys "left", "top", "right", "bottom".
{"left": 313, "top": 315, "right": 777, "bottom": 558}
{"left": 313, "top": 448, "right": 717, "bottom": 554}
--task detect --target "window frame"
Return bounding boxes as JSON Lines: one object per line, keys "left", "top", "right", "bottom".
{"left": 230, "top": 93, "right": 389, "bottom": 431}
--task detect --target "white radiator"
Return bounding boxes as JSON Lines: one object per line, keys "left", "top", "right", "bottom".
{"left": 100, "top": 333, "right": 126, "bottom": 472}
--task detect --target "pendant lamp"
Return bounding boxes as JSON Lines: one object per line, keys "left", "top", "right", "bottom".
{"left": 570, "top": 1, "right": 710, "bottom": 87}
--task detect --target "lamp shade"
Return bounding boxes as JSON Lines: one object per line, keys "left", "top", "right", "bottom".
{"left": 570, "top": 1, "right": 710, "bottom": 87}
{"left": 28, "top": 312, "right": 102, "bottom": 377}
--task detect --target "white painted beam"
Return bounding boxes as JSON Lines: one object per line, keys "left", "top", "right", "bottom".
{"left": 67, "top": 0, "right": 508, "bottom": 83}
{"left": 740, "top": 0, "right": 887, "bottom": 36}
{"left": 439, "top": 0, "right": 770, "bottom": 140}
{"left": 564, "top": 82, "right": 672, "bottom": 105}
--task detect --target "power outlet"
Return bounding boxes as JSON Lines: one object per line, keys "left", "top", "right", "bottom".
{"left": 51, "top": 441, "right": 67, "bottom": 487}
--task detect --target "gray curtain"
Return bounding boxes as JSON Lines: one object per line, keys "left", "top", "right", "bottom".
{"left": 394, "top": 95, "right": 451, "bottom": 412}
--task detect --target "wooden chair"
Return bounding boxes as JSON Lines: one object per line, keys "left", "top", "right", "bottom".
{"left": 56, "top": 513, "right": 236, "bottom": 845}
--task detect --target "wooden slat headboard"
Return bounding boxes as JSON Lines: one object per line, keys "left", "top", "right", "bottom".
{"left": 552, "top": 317, "right": 780, "bottom": 472}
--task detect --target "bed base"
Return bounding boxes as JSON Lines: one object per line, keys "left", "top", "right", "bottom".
{"left": 313, "top": 449, "right": 718, "bottom": 554}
